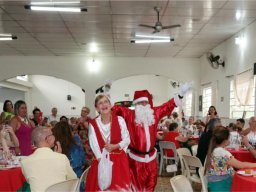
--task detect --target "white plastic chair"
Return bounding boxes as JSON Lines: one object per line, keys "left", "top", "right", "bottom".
{"left": 182, "top": 154, "right": 202, "bottom": 184}
{"left": 177, "top": 148, "right": 192, "bottom": 176}
{"left": 158, "top": 141, "right": 178, "bottom": 175}
{"left": 76, "top": 166, "right": 90, "bottom": 192}
{"left": 199, "top": 167, "right": 208, "bottom": 192}
{"left": 191, "top": 144, "right": 198, "bottom": 156}
{"left": 170, "top": 175, "right": 193, "bottom": 192}
{"left": 46, "top": 179, "right": 79, "bottom": 192}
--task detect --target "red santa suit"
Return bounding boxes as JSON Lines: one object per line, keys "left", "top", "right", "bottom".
{"left": 85, "top": 113, "right": 131, "bottom": 191}
{"left": 113, "top": 90, "right": 181, "bottom": 191}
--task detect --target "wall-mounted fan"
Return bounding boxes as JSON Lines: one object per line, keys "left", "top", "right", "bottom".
{"left": 139, "top": 7, "right": 181, "bottom": 33}
{"left": 206, "top": 52, "right": 225, "bottom": 69}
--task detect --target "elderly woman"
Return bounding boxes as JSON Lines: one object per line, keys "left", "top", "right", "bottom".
{"left": 85, "top": 94, "right": 131, "bottom": 191}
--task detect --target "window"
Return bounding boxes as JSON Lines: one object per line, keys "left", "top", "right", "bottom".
{"left": 230, "top": 78, "right": 255, "bottom": 119}
{"left": 183, "top": 91, "right": 193, "bottom": 117}
{"left": 202, "top": 87, "right": 212, "bottom": 116}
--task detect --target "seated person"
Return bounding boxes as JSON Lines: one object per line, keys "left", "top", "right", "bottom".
{"left": 227, "top": 123, "right": 241, "bottom": 148}
{"left": 242, "top": 135, "right": 256, "bottom": 158}
{"left": 206, "top": 126, "right": 256, "bottom": 192}
{"left": 194, "top": 120, "right": 205, "bottom": 136}
{"left": 246, "top": 117, "right": 256, "bottom": 147}
{"left": 157, "top": 122, "right": 189, "bottom": 157}
{"left": 31, "top": 108, "right": 42, "bottom": 127}
{"left": 0, "top": 124, "right": 19, "bottom": 158}
{"left": 60, "top": 116, "right": 68, "bottom": 123}
{"left": 21, "top": 127, "right": 77, "bottom": 192}
{"left": 236, "top": 118, "right": 245, "bottom": 133}
{"left": 52, "top": 122, "right": 86, "bottom": 178}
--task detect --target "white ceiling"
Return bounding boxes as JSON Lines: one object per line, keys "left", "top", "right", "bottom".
{"left": 0, "top": 0, "right": 256, "bottom": 57}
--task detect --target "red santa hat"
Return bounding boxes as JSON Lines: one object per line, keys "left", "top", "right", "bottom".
{"left": 133, "top": 90, "right": 153, "bottom": 107}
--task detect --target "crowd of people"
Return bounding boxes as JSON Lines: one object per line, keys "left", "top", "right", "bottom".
{"left": 1, "top": 81, "right": 256, "bottom": 192}
{"left": 0, "top": 81, "right": 191, "bottom": 192}
{"left": 156, "top": 106, "right": 256, "bottom": 192}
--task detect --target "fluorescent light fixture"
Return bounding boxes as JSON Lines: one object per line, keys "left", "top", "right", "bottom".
{"left": 16, "top": 75, "right": 28, "bottom": 81}
{"left": 0, "top": 33, "right": 12, "bottom": 37}
{"left": 131, "top": 39, "right": 173, "bottom": 44}
{"left": 24, "top": 5, "right": 87, "bottom": 12}
{"left": 31, "top": 1, "right": 80, "bottom": 5}
{"left": 0, "top": 35, "right": 17, "bottom": 41}
{"left": 135, "top": 34, "right": 170, "bottom": 39}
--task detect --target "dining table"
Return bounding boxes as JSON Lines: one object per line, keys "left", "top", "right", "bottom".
{"left": 227, "top": 148, "right": 256, "bottom": 163}
{"left": 0, "top": 167, "right": 27, "bottom": 191}
{"left": 231, "top": 168, "right": 256, "bottom": 191}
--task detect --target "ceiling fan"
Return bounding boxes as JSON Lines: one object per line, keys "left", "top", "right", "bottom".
{"left": 139, "top": 6, "right": 181, "bottom": 34}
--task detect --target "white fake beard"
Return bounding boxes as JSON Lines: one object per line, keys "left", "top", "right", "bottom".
{"left": 135, "top": 104, "right": 155, "bottom": 126}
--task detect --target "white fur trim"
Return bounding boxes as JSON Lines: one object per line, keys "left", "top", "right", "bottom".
{"left": 144, "top": 124, "right": 151, "bottom": 151}
{"left": 128, "top": 149, "right": 157, "bottom": 163}
{"left": 174, "top": 94, "right": 182, "bottom": 107}
{"left": 133, "top": 97, "right": 148, "bottom": 104}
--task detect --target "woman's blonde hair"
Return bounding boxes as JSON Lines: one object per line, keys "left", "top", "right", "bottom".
{"left": 94, "top": 94, "right": 110, "bottom": 107}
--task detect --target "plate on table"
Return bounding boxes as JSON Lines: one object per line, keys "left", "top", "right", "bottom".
{"left": 237, "top": 170, "right": 253, "bottom": 176}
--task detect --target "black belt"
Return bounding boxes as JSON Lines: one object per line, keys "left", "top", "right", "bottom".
{"left": 128, "top": 147, "right": 155, "bottom": 155}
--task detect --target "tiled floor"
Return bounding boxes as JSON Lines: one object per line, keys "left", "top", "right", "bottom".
{"left": 155, "top": 172, "right": 202, "bottom": 192}
{"left": 155, "top": 175, "right": 173, "bottom": 192}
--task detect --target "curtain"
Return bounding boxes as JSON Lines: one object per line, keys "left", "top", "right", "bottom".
{"left": 234, "top": 69, "right": 254, "bottom": 106}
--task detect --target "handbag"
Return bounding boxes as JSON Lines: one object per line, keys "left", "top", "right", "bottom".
{"left": 166, "top": 164, "right": 178, "bottom": 173}
{"left": 98, "top": 148, "right": 113, "bottom": 190}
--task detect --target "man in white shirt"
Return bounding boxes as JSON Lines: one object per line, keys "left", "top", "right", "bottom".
{"left": 48, "top": 107, "right": 60, "bottom": 122}
{"left": 186, "top": 116, "right": 195, "bottom": 133}
{"left": 21, "top": 127, "right": 77, "bottom": 192}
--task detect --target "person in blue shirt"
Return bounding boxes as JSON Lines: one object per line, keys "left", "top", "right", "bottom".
{"left": 52, "top": 121, "right": 86, "bottom": 177}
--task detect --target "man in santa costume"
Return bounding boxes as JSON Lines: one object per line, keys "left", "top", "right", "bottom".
{"left": 112, "top": 82, "right": 192, "bottom": 191}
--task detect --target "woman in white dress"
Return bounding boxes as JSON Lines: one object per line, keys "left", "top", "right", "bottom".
{"left": 85, "top": 94, "right": 131, "bottom": 191}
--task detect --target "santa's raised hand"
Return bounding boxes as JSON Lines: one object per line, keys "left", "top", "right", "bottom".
{"left": 179, "top": 81, "right": 194, "bottom": 97}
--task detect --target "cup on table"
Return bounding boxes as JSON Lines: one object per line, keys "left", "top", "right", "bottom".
{"left": 234, "top": 144, "right": 239, "bottom": 151}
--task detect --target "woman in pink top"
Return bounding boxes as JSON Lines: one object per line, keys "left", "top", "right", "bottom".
{"left": 10, "top": 100, "right": 35, "bottom": 156}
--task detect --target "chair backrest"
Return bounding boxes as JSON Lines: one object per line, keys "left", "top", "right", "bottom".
{"left": 199, "top": 167, "right": 208, "bottom": 192}
{"left": 159, "top": 141, "right": 178, "bottom": 161}
{"left": 177, "top": 148, "right": 192, "bottom": 175}
{"left": 76, "top": 166, "right": 90, "bottom": 192}
{"left": 182, "top": 154, "right": 202, "bottom": 169}
{"left": 170, "top": 175, "right": 193, "bottom": 192}
{"left": 46, "top": 179, "right": 79, "bottom": 192}
{"left": 191, "top": 144, "right": 198, "bottom": 156}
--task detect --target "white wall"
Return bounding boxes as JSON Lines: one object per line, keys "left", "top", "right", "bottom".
{"left": 199, "top": 19, "right": 256, "bottom": 123}
{"left": 0, "top": 57, "right": 200, "bottom": 113}
{"left": 0, "top": 87, "right": 25, "bottom": 109}
{"left": 0, "top": 75, "right": 85, "bottom": 117}
{"left": 28, "top": 75, "right": 85, "bottom": 117}
{"left": 111, "top": 75, "right": 177, "bottom": 106}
